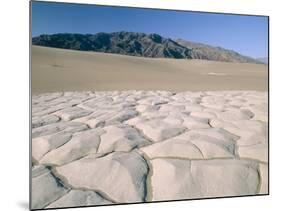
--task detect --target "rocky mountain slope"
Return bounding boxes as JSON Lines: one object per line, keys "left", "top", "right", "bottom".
{"left": 32, "top": 31, "right": 262, "bottom": 63}
{"left": 256, "top": 57, "right": 268, "bottom": 64}
{"left": 176, "top": 39, "right": 260, "bottom": 63}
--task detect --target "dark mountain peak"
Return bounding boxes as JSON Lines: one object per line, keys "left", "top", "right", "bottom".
{"left": 32, "top": 31, "right": 261, "bottom": 63}
{"left": 149, "top": 33, "right": 163, "bottom": 43}
{"left": 32, "top": 31, "right": 192, "bottom": 59}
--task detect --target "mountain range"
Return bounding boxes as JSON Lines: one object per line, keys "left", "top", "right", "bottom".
{"left": 32, "top": 31, "right": 264, "bottom": 64}
{"left": 256, "top": 57, "right": 268, "bottom": 64}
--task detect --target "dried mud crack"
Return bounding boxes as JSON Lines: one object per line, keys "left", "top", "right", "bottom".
{"left": 31, "top": 90, "right": 268, "bottom": 209}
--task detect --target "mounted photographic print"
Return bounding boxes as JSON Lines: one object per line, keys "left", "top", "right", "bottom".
{"left": 30, "top": 0, "right": 269, "bottom": 210}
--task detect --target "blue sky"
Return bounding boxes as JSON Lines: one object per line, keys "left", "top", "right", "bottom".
{"left": 31, "top": 1, "right": 268, "bottom": 58}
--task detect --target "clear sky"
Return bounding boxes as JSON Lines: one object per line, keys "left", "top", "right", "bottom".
{"left": 31, "top": 1, "right": 268, "bottom": 58}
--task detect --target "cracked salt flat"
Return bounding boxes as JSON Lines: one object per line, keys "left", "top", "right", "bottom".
{"left": 31, "top": 90, "right": 268, "bottom": 209}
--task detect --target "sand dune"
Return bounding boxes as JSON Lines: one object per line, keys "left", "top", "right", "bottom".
{"left": 31, "top": 46, "right": 268, "bottom": 95}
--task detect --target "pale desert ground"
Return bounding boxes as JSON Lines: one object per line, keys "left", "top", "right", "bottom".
{"left": 31, "top": 46, "right": 268, "bottom": 209}
{"left": 31, "top": 46, "right": 267, "bottom": 94}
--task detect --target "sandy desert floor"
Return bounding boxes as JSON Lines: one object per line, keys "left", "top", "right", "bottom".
{"left": 31, "top": 90, "right": 268, "bottom": 209}
{"left": 31, "top": 46, "right": 268, "bottom": 94}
